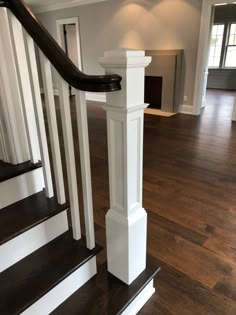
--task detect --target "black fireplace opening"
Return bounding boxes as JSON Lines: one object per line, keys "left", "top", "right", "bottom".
{"left": 144, "top": 76, "right": 162, "bottom": 109}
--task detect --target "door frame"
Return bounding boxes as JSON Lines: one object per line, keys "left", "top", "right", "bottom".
{"left": 193, "top": 0, "right": 236, "bottom": 116}
{"left": 56, "top": 17, "right": 82, "bottom": 71}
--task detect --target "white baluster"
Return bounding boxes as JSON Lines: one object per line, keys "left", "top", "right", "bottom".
{"left": 57, "top": 77, "right": 81, "bottom": 240}
{"left": 24, "top": 33, "right": 54, "bottom": 198}
{"left": 0, "top": 74, "right": 12, "bottom": 163}
{"left": 40, "top": 52, "right": 66, "bottom": 204}
{"left": 0, "top": 101, "right": 10, "bottom": 163}
{"left": 75, "top": 90, "right": 95, "bottom": 249}
{"left": 0, "top": 8, "right": 30, "bottom": 164}
{"left": 100, "top": 49, "right": 152, "bottom": 285}
{"left": 9, "top": 12, "right": 40, "bottom": 164}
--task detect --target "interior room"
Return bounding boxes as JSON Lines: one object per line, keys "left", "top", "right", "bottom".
{"left": 203, "top": 3, "right": 236, "bottom": 121}
{"left": 0, "top": 0, "right": 236, "bottom": 314}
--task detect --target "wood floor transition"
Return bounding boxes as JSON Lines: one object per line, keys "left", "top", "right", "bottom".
{"left": 51, "top": 89, "right": 236, "bottom": 315}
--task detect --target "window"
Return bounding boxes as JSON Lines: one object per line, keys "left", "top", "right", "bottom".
{"left": 209, "top": 24, "right": 224, "bottom": 68}
{"left": 225, "top": 23, "right": 236, "bottom": 68}
{"left": 208, "top": 23, "right": 236, "bottom": 69}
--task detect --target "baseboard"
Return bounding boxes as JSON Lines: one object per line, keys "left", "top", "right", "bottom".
{"left": 21, "top": 256, "right": 97, "bottom": 315}
{"left": 201, "top": 98, "right": 206, "bottom": 108}
{"left": 0, "top": 210, "right": 68, "bottom": 272}
{"left": 179, "top": 104, "right": 193, "bottom": 115}
{"left": 121, "top": 279, "right": 155, "bottom": 315}
{"left": 86, "top": 92, "right": 106, "bottom": 103}
{"left": 0, "top": 167, "right": 44, "bottom": 208}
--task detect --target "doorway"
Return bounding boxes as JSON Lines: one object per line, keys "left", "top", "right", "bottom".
{"left": 56, "top": 17, "right": 82, "bottom": 95}
{"left": 204, "top": 3, "right": 236, "bottom": 119}
{"left": 193, "top": 0, "right": 236, "bottom": 120}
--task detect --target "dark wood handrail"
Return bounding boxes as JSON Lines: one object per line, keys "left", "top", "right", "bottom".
{"left": 1, "top": 0, "right": 121, "bottom": 92}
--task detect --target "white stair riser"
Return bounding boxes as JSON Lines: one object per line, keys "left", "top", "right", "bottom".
{"left": 0, "top": 210, "right": 68, "bottom": 273}
{"left": 0, "top": 167, "right": 44, "bottom": 209}
{"left": 122, "top": 280, "right": 155, "bottom": 315}
{"left": 21, "top": 256, "right": 97, "bottom": 315}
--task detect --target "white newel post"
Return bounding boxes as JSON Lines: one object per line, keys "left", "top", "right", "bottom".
{"left": 100, "top": 49, "right": 151, "bottom": 285}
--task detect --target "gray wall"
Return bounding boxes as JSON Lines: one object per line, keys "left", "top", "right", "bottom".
{"left": 37, "top": 0, "right": 203, "bottom": 105}
{"left": 208, "top": 69, "right": 236, "bottom": 90}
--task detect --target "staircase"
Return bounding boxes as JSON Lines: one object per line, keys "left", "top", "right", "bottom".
{"left": 0, "top": 0, "right": 160, "bottom": 314}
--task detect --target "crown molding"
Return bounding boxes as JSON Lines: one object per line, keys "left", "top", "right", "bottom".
{"left": 33, "top": 0, "right": 107, "bottom": 14}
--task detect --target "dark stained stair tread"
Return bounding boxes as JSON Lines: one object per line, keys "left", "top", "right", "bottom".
{"left": 0, "top": 230, "right": 102, "bottom": 315}
{"left": 52, "top": 256, "right": 160, "bottom": 315}
{"left": 0, "top": 191, "right": 69, "bottom": 246}
{"left": 0, "top": 160, "right": 42, "bottom": 183}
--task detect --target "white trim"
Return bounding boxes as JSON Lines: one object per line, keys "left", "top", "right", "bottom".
{"left": 0, "top": 167, "right": 44, "bottom": 209}
{"left": 21, "top": 256, "right": 97, "bottom": 315}
{"left": 56, "top": 17, "right": 82, "bottom": 72}
{"left": 0, "top": 210, "right": 68, "bottom": 273}
{"left": 232, "top": 92, "right": 236, "bottom": 121}
{"left": 53, "top": 88, "right": 59, "bottom": 96}
{"left": 86, "top": 92, "right": 106, "bottom": 102}
{"left": 40, "top": 88, "right": 59, "bottom": 96}
{"left": 193, "top": 0, "right": 236, "bottom": 115}
{"left": 179, "top": 104, "right": 193, "bottom": 115}
{"left": 33, "top": 0, "right": 107, "bottom": 14}
{"left": 121, "top": 280, "right": 155, "bottom": 315}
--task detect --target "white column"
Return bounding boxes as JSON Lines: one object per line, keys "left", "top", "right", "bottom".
{"left": 232, "top": 93, "right": 236, "bottom": 122}
{"left": 201, "top": 70, "right": 209, "bottom": 108}
{"left": 100, "top": 49, "right": 151, "bottom": 285}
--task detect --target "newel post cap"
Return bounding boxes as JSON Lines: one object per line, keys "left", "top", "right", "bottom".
{"left": 99, "top": 48, "right": 152, "bottom": 68}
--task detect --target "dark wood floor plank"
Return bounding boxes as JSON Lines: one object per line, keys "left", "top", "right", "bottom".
{"left": 147, "top": 215, "right": 236, "bottom": 289}
{"left": 138, "top": 259, "right": 236, "bottom": 315}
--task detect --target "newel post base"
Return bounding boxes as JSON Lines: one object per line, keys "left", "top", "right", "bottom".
{"left": 100, "top": 49, "right": 152, "bottom": 285}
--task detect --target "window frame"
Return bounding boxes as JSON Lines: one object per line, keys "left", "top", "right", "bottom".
{"left": 223, "top": 22, "right": 236, "bottom": 68}
{"left": 209, "top": 22, "right": 236, "bottom": 69}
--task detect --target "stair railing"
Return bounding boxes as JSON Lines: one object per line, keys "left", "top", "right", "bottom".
{"left": 0, "top": 0, "right": 152, "bottom": 284}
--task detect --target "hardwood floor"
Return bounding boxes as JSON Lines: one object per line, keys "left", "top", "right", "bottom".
{"left": 56, "top": 89, "right": 236, "bottom": 314}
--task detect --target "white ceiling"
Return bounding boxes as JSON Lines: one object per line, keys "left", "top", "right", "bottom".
{"left": 26, "top": 0, "right": 71, "bottom": 6}
{"left": 26, "top": 0, "right": 107, "bottom": 13}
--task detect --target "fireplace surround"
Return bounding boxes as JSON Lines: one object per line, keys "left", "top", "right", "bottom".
{"left": 145, "top": 50, "right": 184, "bottom": 113}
